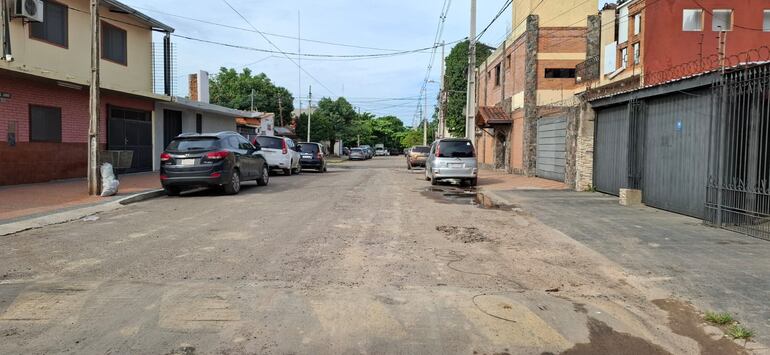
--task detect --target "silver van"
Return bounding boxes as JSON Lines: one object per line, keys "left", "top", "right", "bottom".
{"left": 425, "top": 138, "right": 478, "bottom": 187}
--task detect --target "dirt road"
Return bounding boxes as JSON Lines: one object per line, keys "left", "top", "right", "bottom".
{"left": 0, "top": 157, "right": 750, "bottom": 354}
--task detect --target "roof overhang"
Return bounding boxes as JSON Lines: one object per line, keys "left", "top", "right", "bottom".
{"left": 102, "top": 0, "right": 175, "bottom": 33}
{"left": 476, "top": 106, "right": 511, "bottom": 127}
{"left": 164, "top": 97, "right": 262, "bottom": 118}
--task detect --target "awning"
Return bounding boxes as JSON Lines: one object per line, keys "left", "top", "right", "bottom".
{"left": 476, "top": 106, "right": 511, "bottom": 127}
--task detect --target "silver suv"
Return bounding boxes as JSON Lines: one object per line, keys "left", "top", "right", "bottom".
{"left": 425, "top": 138, "right": 478, "bottom": 187}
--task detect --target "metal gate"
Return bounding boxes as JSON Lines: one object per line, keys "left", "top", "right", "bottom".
{"left": 706, "top": 65, "right": 770, "bottom": 240}
{"left": 594, "top": 105, "right": 629, "bottom": 195}
{"left": 107, "top": 106, "right": 153, "bottom": 173}
{"left": 643, "top": 91, "right": 711, "bottom": 218}
{"left": 536, "top": 116, "right": 567, "bottom": 181}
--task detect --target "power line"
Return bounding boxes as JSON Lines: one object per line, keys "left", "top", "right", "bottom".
{"left": 476, "top": 0, "right": 514, "bottom": 41}
{"left": 132, "top": 6, "right": 408, "bottom": 52}
{"left": 413, "top": 0, "right": 452, "bottom": 126}
{"left": 220, "top": 0, "right": 336, "bottom": 96}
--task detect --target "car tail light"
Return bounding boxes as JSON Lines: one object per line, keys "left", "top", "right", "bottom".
{"left": 210, "top": 172, "right": 222, "bottom": 178}
{"left": 281, "top": 139, "right": 288, "bottom": 155}
{"left": 205, "top": 151, "right": 229, "bottom": 160}
{"left": 435, "top": 145, "right": 441, "bottom": 157}
{"left": 160, "top": 153, "right": 171, "bottom": 162}
{"left": 160, "top": 174, "right": 168, "bottom": 180}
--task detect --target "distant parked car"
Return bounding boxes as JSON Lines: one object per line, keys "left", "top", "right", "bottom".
{"left": 349, "top": 148, "right": 367, "bottom": 160}
{"left": 425, "top": 138, "right": 478, "bottom": 187}
{"left": 406, "top": 145, "right": 430, "bottom": 169}
{"left": 375, "top": 148, "right": 389, "bottom": 156}
{"left": 160, "top": 132, "right": 269, "bottom": 196}
{"left": 255, "top": 136, "right": 302, "bottom": 176}
{"left": 388, "top": 148, "right": 402, "bottom": 156}
{"left": 360, "top": 145, "right": 374, "bottom": 159}
{"left": 298, "top": 142, "right": 328, "bottom": 172}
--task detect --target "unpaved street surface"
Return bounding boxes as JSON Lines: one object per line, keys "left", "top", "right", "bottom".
{"left": 0, "top": 158, "right": 750, "bottom": 354}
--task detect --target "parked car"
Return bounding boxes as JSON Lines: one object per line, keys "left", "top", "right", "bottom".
{"left": 298, "top": 142, "right": 328, "bottom": 172}
{"left": 360, "top": 145, "right": 374, "bottom": 159}
{"left": 389, "top": 148, "right": 402, "bottom": 156}
{"left": 255, "top": 136, "right": 302, "bottom": 175}
{"left": 406, "top": 145, "right": 430, "bottom": 169}
{"left": 160, "top": 132, "right": 269, "bottom": 196}
{"left": 375, "top": 148, "right": 389, "bottom": 156}
{"left": 425, "top": 138, "right": 478, "bottom": 187}
{"left": 349, "top": 148, "right": 367, "bottom": 160}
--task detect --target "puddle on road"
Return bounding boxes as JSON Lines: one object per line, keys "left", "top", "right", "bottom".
{"left": 421, "top": 187, "right": 519, "bottom": 211}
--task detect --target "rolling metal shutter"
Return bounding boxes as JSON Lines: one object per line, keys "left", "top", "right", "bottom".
{"left": 536, "top": 116, "right": 567, "bottom": 182}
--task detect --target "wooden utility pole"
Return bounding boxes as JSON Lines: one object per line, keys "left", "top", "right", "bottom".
{"left": 278, "top": 96, "right": 284, "bottom": 126}
{"left": 438, "top": 41, "right": 446, "bottom": 139}
{"left": 307, "top": 85, "right": 312, "bottom": 142}
{"left": 87, "top": 0, "right": 100, "bottom": 195}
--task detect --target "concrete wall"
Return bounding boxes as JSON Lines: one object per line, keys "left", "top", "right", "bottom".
{"left": 513, "top": 0, "right": 598, "bottom": 38}
{"left": 1, "top": 0, "right": 158, "bottom": 97}
{"left": 153, "top": 103, "right": 237, "bottom": 170}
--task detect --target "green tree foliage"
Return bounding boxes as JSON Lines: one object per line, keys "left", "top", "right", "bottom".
{"left": 209, "top": 68, "right": 294, "bottom": 124}
{"left": 443, "top": 40, "right": 493, "bottom": 137}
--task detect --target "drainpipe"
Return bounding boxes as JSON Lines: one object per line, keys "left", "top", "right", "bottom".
{"left": 163, "top": 32, "right": 172, "bottom": 96}
{"left": 1, "top": 0, "right": 12, "bottom": 61}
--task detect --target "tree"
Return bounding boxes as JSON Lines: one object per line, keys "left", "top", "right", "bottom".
{"left": 443, "top": 40, "right": 493, "bottom": 137}
{"left": 209, "top": 68, "right": 294, "bottom": 123}
{"left": 369, "top": 116, "right": 408, "bottom": 148}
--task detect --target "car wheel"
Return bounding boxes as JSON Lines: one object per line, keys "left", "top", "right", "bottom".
{"left": 164, "top": 186, "right": 180, "bottom": 196}
{"left": 425, "top": 169, "right": 431, "bottom": 181}
{"left": 431, "top": 176, "right": 439, "bottom": 186}
{"left": 257, "top": 165, "right": 270, "bottom": 186}
{"left": 469, "top": 178, "right": 478, "bottom": 187}
{"left": 223, "top": 169, "right": 241, "bottom": 195}
{"left": 283, "top": 167, "right": 292, "bottom": 176}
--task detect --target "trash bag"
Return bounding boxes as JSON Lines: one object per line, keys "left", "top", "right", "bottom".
{"left": 100, "top": 163, "right": 120, "bottom": 197}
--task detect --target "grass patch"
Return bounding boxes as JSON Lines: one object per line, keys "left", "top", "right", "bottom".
{"left": 726, "top": 324, "right": 754, "bottom": 340}
{"left": 704, "top": 311, "right": 734, "bottom": 325}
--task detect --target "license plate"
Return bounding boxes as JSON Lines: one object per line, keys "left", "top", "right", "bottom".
{"left": 449, "top": 163, "right": 463, "bottom": 168}
{"left": 180, "top": 159, "right": 196, "bottom": 166}
{"left": 302, "top": 154, "right": 313, "bottom": 159}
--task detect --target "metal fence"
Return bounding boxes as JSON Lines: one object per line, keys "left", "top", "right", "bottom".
{"left": 706, "top": 64, "right": 770, "bottom": 241}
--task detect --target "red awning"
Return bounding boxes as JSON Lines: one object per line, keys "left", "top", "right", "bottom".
{"left": 476, "top": 106, "right": 511, "bottom": 127}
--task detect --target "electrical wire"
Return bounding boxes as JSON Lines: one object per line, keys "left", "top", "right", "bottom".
{"left": 413, "top": 0, "right": 452, "bottom": 127}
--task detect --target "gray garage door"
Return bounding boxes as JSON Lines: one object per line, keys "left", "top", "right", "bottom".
{"left": 536, "top": 116, "right": 567, "bottom": 182}
{"left": 594, "top": 105, "right": 629, "bottom": 195}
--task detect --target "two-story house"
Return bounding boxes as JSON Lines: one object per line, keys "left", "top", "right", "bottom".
{"left": 0, "top": 0, "right": 174, "bottom": 185}
{"left": 474, "top": 0, "right": 598, "bottom": 184}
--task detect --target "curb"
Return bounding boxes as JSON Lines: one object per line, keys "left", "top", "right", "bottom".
{"left": 0, "top": 189, "right": 165, "bottom": 237}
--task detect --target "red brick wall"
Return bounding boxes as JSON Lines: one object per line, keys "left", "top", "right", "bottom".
{"left": 0, "top": 72, "right": 155, "bottom": 185}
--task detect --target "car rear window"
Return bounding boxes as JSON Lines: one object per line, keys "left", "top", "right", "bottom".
{"left": 256, "top": 136, "right": 284, "bottom": 150}
{"left": 166, "top": 138, "right": 219, "bottom": 152}
{"left": 438, "top": 141, "right": 475, "bottom": 158}
{"left": 299, "top": 143, "right": 319, "bottom": 153}
{"left": 351, "top": 148, "right": 363, "bottom": 153}
{"left": 412, "top": 146, "right": 430, "bottom": 153}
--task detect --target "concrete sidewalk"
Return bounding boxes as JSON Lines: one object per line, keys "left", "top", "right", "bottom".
{"left": 478, "top": 169, "right": 568, "bottom": 190}
{"left": 485, "top": 188, "right": 770, "bottom": 346}
{"left": 0, "top": 172, "right": 162, "bottom": 226}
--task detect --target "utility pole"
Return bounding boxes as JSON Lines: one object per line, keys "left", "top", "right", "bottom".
{"left": 466, "top": 0, "right": 477, "bottom": 142}
{"left": 278, "top": 96, "right": 284, "bottom": 126}
{"left": 423, "top": 90, "right": 428, "bottom": 145}
{"left": 307, "top": 85, "right": 312, "bottom": 142}
{"left": 87, "top": 0, "right": 100, "bottom": 195}
{"left": 297, "top": 10, "right": 302, "bottom": 129}
{"left": 439, "top": 41, "right": 446, "bottom": 139}
{"left": 250, "top": 89, "right": 255, "bottom": 111}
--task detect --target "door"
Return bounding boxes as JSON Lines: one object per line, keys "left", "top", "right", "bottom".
{"left": 536, "top": 116, "right": 567, "bottom": 182}
{"left": 236, "top": 135, "right": 258, "bottom": 178}
{"left": 594, "top": 105, "right": 630, "bottom": 195}
{"left": 163, "top": 110, "right": 183, "bottom": 149}
{"left": 107, "top": 106, "right": 153, "bottom": 173}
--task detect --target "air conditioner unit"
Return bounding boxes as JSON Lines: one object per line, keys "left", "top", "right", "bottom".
{"left": 14, "top": 0, "right": 44, "bottom": 23}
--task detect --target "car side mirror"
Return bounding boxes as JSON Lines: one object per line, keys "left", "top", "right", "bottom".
{"left": 295, "top": 146, "right": 302, "bottom": 152}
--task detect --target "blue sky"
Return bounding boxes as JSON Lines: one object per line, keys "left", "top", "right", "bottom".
{"left": 126, "top": 0, "right": 612, "bottom": 126}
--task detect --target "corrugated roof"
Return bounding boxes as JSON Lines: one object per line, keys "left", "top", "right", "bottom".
{"left": 168, "top": 97, "right": 262, "bottom": 118}
{"left": 102, "top": 0, "right": 174, "bottom": 33}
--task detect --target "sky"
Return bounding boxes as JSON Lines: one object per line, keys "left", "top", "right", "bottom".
{"left": 125, "top": 0, "right": 612, "bottom": 127}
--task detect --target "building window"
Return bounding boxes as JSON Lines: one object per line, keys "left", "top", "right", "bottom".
{"left": 765, "top": 10, "right": 770, "bottom": 32}
{"left": 494, "top": 64, "right": 502, "bottom": 86}
{"left": 196, "top": 114, "right": 203, "bottom": 133}
{"left": 618, "top": 6, "right": 629, "bottom": 43}
{"left": 620, "top": 47, "right": 628, "bottom": 68}
{"left": 683, "top": 9, "right": 703, "bottom": 31}
{"left": 29, "top": 1, "right": 68, "bottom": 48}
{"left": 505, "top": 55, "right": 511, "bottom": 70}
{"left": 29, "top": 105, "right": 62, "bottom": 143}
{"left": 544, "top": 68, "right": 576, "bottom": 79}
{"left": 712, "top": 9, "right": 733, "bottom": 31}
{"left": 634, "top": 14, "right": 641, "bottom": 35}
{"left": 633, "top": 43, "right": 641, "bottom": 65}
{"left": 102, "top": 22, "right": 127, "bottom": 65}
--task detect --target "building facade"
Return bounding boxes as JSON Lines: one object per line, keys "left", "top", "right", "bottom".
{"left": 0, "top": 0, "right": 174, "bottom": 184}
{"left": 474, "top": 0, "right": 598, "bottom": 185}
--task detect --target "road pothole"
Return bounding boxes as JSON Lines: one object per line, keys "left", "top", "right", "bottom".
{"left": 421, "top": 187, "right": 520, "bottom": 211}
{"left": 436, "top": 225, "right": 490, "bottom": 243}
